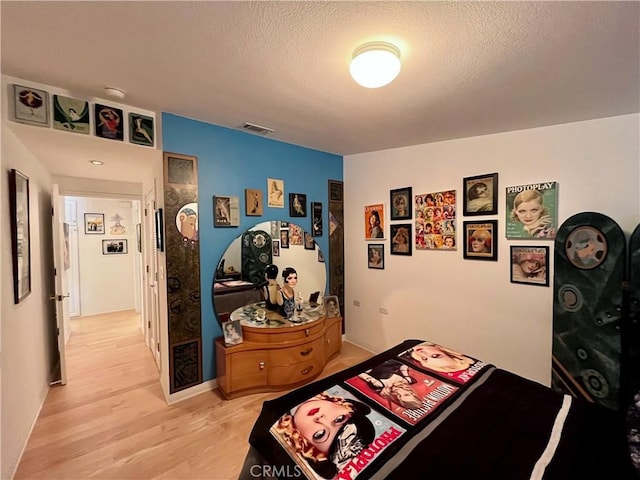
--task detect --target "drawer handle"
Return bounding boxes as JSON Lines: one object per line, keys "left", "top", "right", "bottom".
{"left": 259, "top": 361, "right": 265, "bottom": 370}
{"left": 300, "top": 348, "right": 313, "bottom": 356}
{"left": 305, "top": 328, "right": 310, "bottom": 337}
{"left": 301, "top": 366, "right": 314, "bottom": 375}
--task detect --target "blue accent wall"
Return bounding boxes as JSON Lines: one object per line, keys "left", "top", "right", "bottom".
{"left": 162, "top": 113, "right": 343, "bottom": 382}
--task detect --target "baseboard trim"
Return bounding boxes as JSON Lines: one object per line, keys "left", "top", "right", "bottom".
{"left": 165, "top": 379, "right": 218, "bottom": 405}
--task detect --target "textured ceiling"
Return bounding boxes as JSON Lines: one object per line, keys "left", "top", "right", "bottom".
{"left": 2, "top": 1, "right": 639, "bottom": 182}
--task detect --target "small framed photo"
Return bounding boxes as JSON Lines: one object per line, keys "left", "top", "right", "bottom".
{"left": 136, "top": 223, "right": 142, "bottom": 253}
{"left": 323, "top": 295, "right": 341, "bottom": 318}
{"left": 280, "top": 229, "right": 290, "bottom": 248}
{"left": 214, "top": 195, "right": 240, "bottom": 227}
{"left": 368, "top": 244, "right": 384, "bottom": 269}
{"left": 390, "top": 224, "right": 412, "bottom": 256}
{"left": 129, "top": 113, "right": 155, "bottom": 146}
{"left": 510, "top": 246, "right": 549, "bottom": 286}
{"left": 245, "top": 188, "right": 263, "bottom": 216}
{"left": 223, "top": 320, "right": 243, "bottom": 347}
{"left": 272, "top": 240, "right": 280, "bottom": 257}
{"left": 267, "top": 178, "right": 285, "bottom": 208}
{"left": 463, "top": 173, "right": 498, "bottom": 216}
{"left": 289, "top": 224, "right": 303, "bottom": 246}
{"left": 318, "top": 249, "right": 325, "bottom": 263}
{"left": 94, "top": 104, "right": 123, "bottom": 141}
{"left": 311, "top": 202, "right": 323, "bottom": 236}
{"left": 12, "top": 85, "right": 49, "bottom": 126}
{"left": 53, "top": 95, "right": 90, "bottom": 134}
{"left": 304, "top": 232, "right": 315, "bottom": 250}
{"left": 463, "top": 220, "right": 498, "bottom": 261}
{"left": 102, "top": 239, "right": 128, "bottom": 255}
{"left": 390, "top": 187, "right": 412, "bottom": 220}
{"left": 289, "top": 193, "right": 307, "bottom": 217}
{"left": 84, "top": 213, "right": 105, "bottom": 234}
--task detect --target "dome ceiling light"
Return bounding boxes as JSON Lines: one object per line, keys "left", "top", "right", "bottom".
{"left": 349, "top": 41, "right": 402, "bottom": 88}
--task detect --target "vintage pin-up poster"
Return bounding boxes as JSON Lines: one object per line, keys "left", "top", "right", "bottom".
{"left": 364, "top": 204, "right": 384, "bottom": 240}
{"left": 505, "top": 182, "right": 557, "bottom": 239}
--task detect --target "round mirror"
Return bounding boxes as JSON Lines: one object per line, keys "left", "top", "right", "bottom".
{"left": 212, "top": 221, "right": 327, "bottom": 324}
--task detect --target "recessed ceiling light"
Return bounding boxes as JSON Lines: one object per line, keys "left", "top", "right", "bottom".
{"left": 104, "top": 87, "right": 126, "bottom": 99}
{"left": 89, "top": 160, "right": 104, "bottom": 166}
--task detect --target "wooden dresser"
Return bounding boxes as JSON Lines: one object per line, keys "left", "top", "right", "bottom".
{"left": 215, "top": 314, "right": 342, "bottom": 399}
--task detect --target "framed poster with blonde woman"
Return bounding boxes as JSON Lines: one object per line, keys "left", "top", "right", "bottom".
{"left": 463, "top": 220, "right": 498, "bottom": 261}
{"left": 506, "top": 182, "right": 557, "bottom": 239}
{"left": 390, "top": 187, "right": 412, "bottom": 220}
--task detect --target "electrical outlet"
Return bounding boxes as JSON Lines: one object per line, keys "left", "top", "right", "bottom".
{"left": 379, "top": 307, "right": 389, "bottom": 315}
{"left": 353, "top": 300, "right": 361, "bottom": 307}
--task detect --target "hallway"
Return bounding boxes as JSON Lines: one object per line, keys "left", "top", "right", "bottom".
{"left": 14, "top": 310, "right": 371, "bottom": 479}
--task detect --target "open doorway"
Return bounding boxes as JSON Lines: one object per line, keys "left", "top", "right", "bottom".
{"left": 58, "top": 194, "right": 160, "bottom": 373}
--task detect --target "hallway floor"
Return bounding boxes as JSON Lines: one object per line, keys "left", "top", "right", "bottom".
{"left": 14, "top": 310, "right": 370, "bottom": 479}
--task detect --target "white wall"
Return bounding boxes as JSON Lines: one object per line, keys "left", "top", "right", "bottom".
{"left": 344, "top": 114, "right": 640, "bottom": 386}
{"left": 1, "top": 126, "right": 57, "bottom": 480}
{"left": 73, "top": 197, "right": 136, "bottom": 316}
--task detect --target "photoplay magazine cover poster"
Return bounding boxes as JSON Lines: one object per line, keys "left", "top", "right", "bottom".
{"left": 397, "top": 341, "right": 490, "bottom": 385}
{"left": 505, "top": 181, "right": 558, "bottom": 239}
{"left": 269, "top": 384, "right": 406, "bottom": 480}
{"left": 345, "top": 359, "right": 459, "bottom": 425}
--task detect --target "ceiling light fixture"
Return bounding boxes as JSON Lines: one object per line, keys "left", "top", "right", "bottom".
{"left": 349, "top": 41, "right": 401, "bottom": 88}
{"left": 89, "top": 160, "right": 104, "bottom": 166}
{"left": 104, "top": 87, "right": 126, "bottom": 99}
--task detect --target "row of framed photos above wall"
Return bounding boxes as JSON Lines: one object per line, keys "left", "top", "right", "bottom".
{"left": 212, "top": 178, "right": 325, "bottom": 237}
{"left": 365, "top": 173, "right": 558, "bottom": 287}
{"left": 10, "top": 84, "right": 155, "bottom": 147}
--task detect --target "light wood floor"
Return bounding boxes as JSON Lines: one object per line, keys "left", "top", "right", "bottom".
{"left": 15, "top": 310, "right": 372, "bottom": 479}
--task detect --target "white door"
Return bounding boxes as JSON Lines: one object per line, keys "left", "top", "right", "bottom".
{"left": 51, "top": 185, "right": 69, "bottom": 384}
{"left": 144, "top": 189, "right": 161, "bottom": 369}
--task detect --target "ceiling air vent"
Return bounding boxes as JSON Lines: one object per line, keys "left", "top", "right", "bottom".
{"left": 242, "top": 122, "right": 273, "bottom": 135}
{"left": 242, "top": 122, "right": 274, "bottom": 135}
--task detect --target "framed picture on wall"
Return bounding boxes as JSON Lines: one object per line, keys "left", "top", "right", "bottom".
{"left": 129, "top": 113, "right": 155, "bottom": 146}
{"left": 390, "top": 187, "right": 412, "bottom": 220}
{"left": 267, "top": 178, "right": 285, "bottom": 208}
{"left": 53, "top": 94, "right": 90, "bottom": 134}
{"left": 463, "top": 173, "right": 498, "bottom": 215}
{"left": 280, "top": 229, "right": 289, "bottom": 248}
{"left": 214, "top": 195, "right": 240, "bottom": 227}
{"left": 289, "top": 193, "right": 307, "bottom": 217}
{"left": 505, "top": 181, "right": 558, "bottom": 240}
{"left": 9, "top": 169, "right": 31, "bottom": 303}
{"left": 368, "top": 244, "right": 384, "bottom": 269}
{"left": 272, "top": 240, "right": 280, "bottom": 257}
{"left": 84, "top": 213, "right": 105, "bottom": 234}
{"left": 510, "top": 246, "right": 549, "bottom": 286}
{"left": 245, "top": 188, "right": 263, "bottom": 216}
{"left": 94, "top": 104, "right": 123, "bottom": 141}
{"left": 12, "top": 84, "right": 49, "bottom": 126}
{"left": 390, "top": 224, "right": 412, "bottom": 255}
{"left": 102, "top": 239, "right": 128, "bottom": 255}
{"left": 463, "top": 220, "right": 498, "bottom": 261}
{"left": 311, "top": 202, "right": 323, "bottom": 236}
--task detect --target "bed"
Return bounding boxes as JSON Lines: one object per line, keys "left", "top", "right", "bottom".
{"left": 240, "top": 339, "right": 636, "bottom": 479}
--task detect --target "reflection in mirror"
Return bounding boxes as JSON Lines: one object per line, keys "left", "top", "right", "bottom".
{"left": 213, "top": 221, "right": 327, "bottom": 324}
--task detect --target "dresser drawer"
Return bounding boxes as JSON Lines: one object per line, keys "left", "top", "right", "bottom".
{"left": 230, "top": 350, "right": 268, "bottom": 392}
{"left": 268, "top": 337, "right": 324, "bottom": 366}
{"left": 244, "top": 322, "right": 324, "bottom": 343}
{"left": 269, "top": 357, "right": 324, "bottom": 385}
